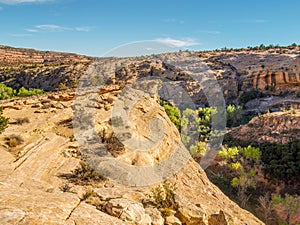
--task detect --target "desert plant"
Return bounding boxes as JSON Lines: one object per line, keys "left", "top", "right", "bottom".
{"left": 72, "top": 161, "right": 105, "bottom": 183}
{"left": 0, "top": 107, "right": 8, "bottom": 134}
{"left": 258, "top": 192, "right": 273, "bottom": 224}
{"left": 161, "top": 101, "right": 181, "bottom": 130}
{"left": 59, "top": 183, "right": 73, "bottom": 193}
{"left": 15, "top": 117, "right": 30, "bottom": 125}
{"left": 5, "top": 135, "right": 23, "bottom": 147}
{"left": 272, "top": 194, "right": 300, "bottom": 225}
{"left": 0, "top": 84, "right": 44, "bottom": 99}
{"left": 80, "top": 189, "right": 97, "bottom": 201}
{"left": 150, "top": 181, "right": 177, "bottom": 209}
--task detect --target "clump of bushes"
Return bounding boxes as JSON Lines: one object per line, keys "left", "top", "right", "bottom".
{"left": 239, "top": 90, "right": 264, "bottom": 104}
{"left": 59, "top": 161, "right": 106, "bottom": 185}
{"left": 149, "top": 181, "right": 177, "bottom": 211}
{"left": 5, "top": 135, "right": 24, "bottom": 147}
{"left": 0, "top": 83, "right": 44, "bottom": 100}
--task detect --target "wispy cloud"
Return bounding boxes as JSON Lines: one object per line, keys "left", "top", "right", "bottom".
{"left": 162, "top": 18, "right": 184, "bottom": 24}
{"left": 26, "top": 28, "right": 38, "bottom": 33}
{"left": 241, "top": 19, "right": 269, "bottom": 23}
{"left": 75, "top": 26, "right": 92, "bottom": 32}
{"left": 0, "top": 0, "right": 52, "bottom": 4}
{"left": 25, "top": 24, "right": 93, "bottom": 33}
{"left": 198, "top": 30, "right": 221, "bottom": 35}
{"left": 155, "top": 38, "right": 199, "bottom": 47}
{"left": 10, "top": 33, "right": 32, "bottom": 37}
{"left": 35, "top": 24, "right": 71, "bottom": 32}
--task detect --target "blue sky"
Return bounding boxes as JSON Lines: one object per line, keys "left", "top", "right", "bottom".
{"left": 0, "top": 0, "right": 299, "bottom": 56}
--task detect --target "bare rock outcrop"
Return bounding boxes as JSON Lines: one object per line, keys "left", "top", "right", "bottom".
{"left": 0, "top": 89, "right": 264, "bottom": 224}
{"left": 230, "top": 110, "right": 300, "bottom": 144}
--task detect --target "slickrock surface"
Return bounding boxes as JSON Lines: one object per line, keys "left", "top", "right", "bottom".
{"left": 0, "top": 91, "right": 264, "bottom": 224}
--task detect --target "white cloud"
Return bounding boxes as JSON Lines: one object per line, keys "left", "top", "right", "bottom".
{"left": 10, "top": 33, "right": 32, "bottom": 37}
{"left": 26, "top": 28, "right": 38, "bottom": 33}
{"left": 28, "top": 24, "right": 92, "bottom": 33}
{"left": 198, "top": 30, "right": 221, "bottom": 35}
{"left": 35, "top": 24, "right": 71, "bottom": 32}
{"left": 0, "top": 0, "right": 51, "bottom": 4}
{"left": 75, "top": 26, "right": 92, "bottom": 32}
{"left": 155, "top": 38, "right": 199, "bottom": 48}
{"left": 242, "top": 19, "right": 269, "bottom": 23}
{"left": 162, "top": 18, "right": 184, "bottom": 24}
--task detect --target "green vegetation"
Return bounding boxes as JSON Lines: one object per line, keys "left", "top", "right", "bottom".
{"left": 161, "top": 101, "right": 181, "bottom": 130}
{"left": 161, "top": 101, "right": 218, "bottom": 157}
{"left": 224, "top": 134, "right": 300, "bottom": 186}
{"left": 239, "top": 90, "right": 264, "bottom": 104}
{"left": 0, "top": 83, "right": 44, "bottom": 100}
{"left": 149, "top": 181, "right": 177, "bottom": 216}
{"left": 0, "top": 107, "right": 8, "bottom": 134}
{"left": 214, "top": 43, "right": 299, "bottom": 52}
{"left": 218, "top": 145, "right": 261, "bottom": 207}
{"left": 163, "top": 101, "right": 299, "bottom": 224}
{"left": 260, "top": 140, "right": 300, "bottom": 185}
{"left": 17, "top": 86, "right": 44, "bottom": 97}
{"left": 272, "top": 194, "right": 300, "bottom": 225}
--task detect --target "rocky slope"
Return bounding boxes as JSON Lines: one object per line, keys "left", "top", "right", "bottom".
{"left": 0, "top": 45, "right": 92, "bottom": 91}
{"left": 0, "top": 90, "right": 263, "bottom": 224}
{"left": 1, "top": 45, "right": 300, "bottom": 224}
{"left": 1, "top": 45, "right": 299, "bottom": 110}
{"left": 229, "top": 110, "right": 300, "bottom": 144}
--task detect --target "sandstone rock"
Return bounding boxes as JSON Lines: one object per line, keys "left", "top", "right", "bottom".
{"left": 0, "top": 61, "right": 265, "bottom": 225}
{"left": 230, "top": 110, "right": 300, "bottom": 144}
{"left": 174, "top": 194, "right": 207, "bottom": 225}
{"left": 145, "top": 207, "right": 164, "bottom": 225}
{"left": 208, "top": 210, "right": 232, "bottom": 225}
{"left": 165, "top": 215, "right": 182, "bottom": 225}
{"left": 68, "top": 202, "right": 129, "bottom": 225}
{"left": 105, "top": 198, "right": 152, "bottom": 224}
{"left": 24, "top": 99, "right": 38, "bottom": 105}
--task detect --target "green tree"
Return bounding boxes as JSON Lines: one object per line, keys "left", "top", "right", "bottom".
{"left": 218, "top": 145, "right": 261, "bottom": 207}
{"left": 231, "top": 169, "right": 257, "bottom": 207}
{"left": 0, "top": 83, "right": 16, "bottom": 100}
{"left": 226, "top": 104, "right": 243, "bottom": 127}
{"left": 161, "top": 102, "right": 181, "bottom": 130}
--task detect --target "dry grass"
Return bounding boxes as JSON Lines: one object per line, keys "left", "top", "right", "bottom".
{"left": 15, "top": 117, "right": 30, "bottom": 125}
{"left": 5, "top": 135, "right": 24, "bottom": 147}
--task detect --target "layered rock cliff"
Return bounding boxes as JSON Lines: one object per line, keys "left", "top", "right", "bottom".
{"left": 0, "top": 45, "right": 299, "bottom": 111}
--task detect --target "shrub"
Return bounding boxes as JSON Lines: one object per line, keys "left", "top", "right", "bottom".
{"left": 260, "top": 140, "right": 300, "bottom": 185}
{"left": 17, "top": 87, "right": 44, "bottom": 97}
{"left": 0, "top": 107, "right": 8, "bottom": 134}
{"left": 0, "top": 84, "right": 16, "bottom": 100}
{"left": 189, "top": 141, "right": 206, "bottom": 158}
{"left": 15, "top": 117, "right": 30, "bottom": 125}
{"left": 150, "top": 181, "right": 177, "bottom": 209}
{"left": 0, "top": 84, "right": 44, "bottom": 99}
{"left": 272, "top": 194, "right": 300, "bottom": 225}
{"left": 5, "top": 135, "right": 23, "bottom": 147}
{"left": 72, "top": 161, "right": 105, "bottom": 183}
{"left": 226, "top": 104, "right": 243, "bottom": 127}
{"left": 161, "top": 101, "right": 181, "bottom": 130}
{"left": 80, "top": 189, "right": 97, "bottom": 201}
{"left": 239, "top": 90, "right": 264, "bottom": 104}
